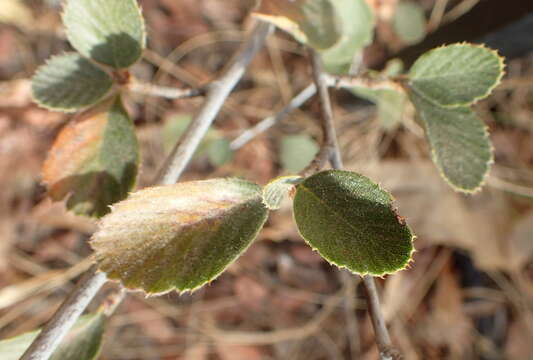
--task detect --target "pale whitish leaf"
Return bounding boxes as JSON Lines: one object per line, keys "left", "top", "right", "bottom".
{"left": 351, "top": 87, "right": 407, "bottom": 130}
{"left": 91, "top": 178, "right": 269, "bottom": 294}
{"left": 408, "top": 43, "right": 504, "bottom": 107}
{"left": 293, "top": 170, "right": 414, "bottom": 275}
{"left": 32, "top": 53, "right": 113, "bottom": 112}
{"left": 263, "top": 175, "right": 303, "bottom": 210}
{"left": 409, "top": 91, "right": 492, "bottom": 192}
{"left": 280, "top": 134, "right": 319, "bottom": 173}
{"left": 42, "top": 96, "right": 139, "bottom": 217}
{"left": 321, "top": 0, "right": 375, "bottom": 74}
{"left": 253, "top": 0, "right": 342, "bottom": 50}
{"left": 63, "top": 0, "right": 146, "bottom": 68}
{"left": 207, "top": 138, "right": 233, "bottom": 166}
{"left": 393, "top": 2, "right": 426, "bottom": 45}
{"left": 0, "top": 313, "right": 105, "bottom": 360}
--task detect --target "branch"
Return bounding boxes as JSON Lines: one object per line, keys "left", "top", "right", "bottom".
{"left": 156, "top": 21, "right": 273, "bottom": 185}
{"left": 127, "top": 80, "right": 206, "bottom": 100}
{"left": 20, "top": 266, "right": 107, "bottom": 360}
{"left": 230, "top": 83, "right": 316, "bottom": 150}
{"left": 20, "top": 20, "right": 273, "bottom": 360}
{"left": 308, "top": 50, "right": 401, "bottom": 360}
{"left": 326, "top": 73, "right": 403, "bottom": 92}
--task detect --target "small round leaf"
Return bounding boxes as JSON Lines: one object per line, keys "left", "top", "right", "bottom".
{"left": 263, "top": 175, "right": 303, "bottom": 210}
{"left": 408, "top": 43, "right": 504, "bottom": 107}
{"left": 32, "top": 53, "right": 113, "bottom": 112}
{"left": 63, "top": 0, "right": 146, "bottom": 68}
{"left": 293, "top": 170, "right": 414, "bottom": 276}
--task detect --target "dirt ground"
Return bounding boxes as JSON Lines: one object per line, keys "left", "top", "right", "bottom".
{"left": 0, "top": 0, "right": 532, "bottom": 359}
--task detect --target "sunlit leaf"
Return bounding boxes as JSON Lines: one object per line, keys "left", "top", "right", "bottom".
{"left": 293, "top": 170, "right": 414, "bottom": 276}
{"left": 408, "top": 43, "right": 504, "bottom": 107}
{"left": 253, "top": 0, "right": 342, "bottom": 50}
{"left": 63, "top": 0, "right": 146, "bottom": 68}
{"left": 321, "top": 0, "right": 375, "bottom": 74}
{"left": 91, "top": 178, "right": 269, "bottom": 294}
{"left": 409, "top": 91, "right": 492, "bottom": 192}
{"left": 0, "top": 312, "right": 105, "bottom": 360}
{"left": 42, "top": 96, "right": 139, "bottom": 217}
{"left": 263, "top": 175, "right": 303, "bottom": 210}
{"left": 280, "top": 134, "right": 319, "bottom": 173}
{"left": 32, "top": 53, "right": 113, "bottom": 112}
{"left": 393, "top": 2, "right": 426, "bottom": 45}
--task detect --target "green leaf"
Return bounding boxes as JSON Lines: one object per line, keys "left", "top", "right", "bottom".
{"left": 408, "top": 43, "right": 504, "bottom": 107}
{"left": 0, "top": 312, "right": 105, "bottom": 360}
{"left": 320, "top": 0, "right": 375, "bottom": 74}
{"left": 393, "top": 2, "right": 426, "bottom": 45}
{"left": 42, "top": 96, "right": 139, "bottom": 217}
{"left": 253, "top": 0, "right": 342, "bottom": 50}
{"left": 63, "top": 0, "right": 146, "bottom": 68}
{"left": 293, "top": 170, "right": 414, "bottom": 276}
{"left": 409, "top": 91, "right": 493, "bottom": 192}
{"left": 91, "top": 178, "right": 269, "bottom": 294}
{"left": 32, "top": 53, "right": 113, "bottom": 112}
{"left": 263, "top": 175, "right": 303, "bottom": 210}
{"left": 351, "top": 87, "right": 407, "bottom": 130}
{"left": 207, "top": 138, "right": 233, "bottom": 166}
{"left": 280, "top": 134, "right": 319, "bottom": 173}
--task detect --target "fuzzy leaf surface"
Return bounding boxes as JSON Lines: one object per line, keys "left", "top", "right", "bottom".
{"left": 91, "top": 178, "right": 269, "bottom": 294}
{"left": 63, "top": 0, "right": 146, "bottom": 68}
{"left": 409, "top": 91, "right": 492, "bottom": 192}
{"left": 321, "top": 0, "right": 375, "bottom": 74}
{"left": 293, "top": 170, "right": 414, "bottom": 275}
{"left": 32, "top": 53, "right": 113, "bottom": 112}
{"left": 263, "top": 175, "right": 303, "bottom": 210}
{"left": 408, "top": 43, "right": 504, "bottom": 107}
{"left": 0, "top": 313, "right": 105, "bottom": 360}
{"left": 254, "top": 0, "right": 341, "bottom": 50}
{"left": 42, "top": 96, "right": 139, "bottom": 217}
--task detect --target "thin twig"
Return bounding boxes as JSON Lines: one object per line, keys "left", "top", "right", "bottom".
{"left": 127, "top": 80, "right": 206, "bottom": 100}
{"left": 308, "top": 50, "right": 401, "bottom": 360}
{"left": 230, "top": 83, "right": 316, "bottom": 150}
{"left": 156, "top": 21, "right": 273, "bottom": 185}
{"left": 20, "top": 20, "right": 273, "bottom": 360}
{"left": 327, "top": 73, "right": 402, "bottom": 92}
{"left": 20, "top": 266, "right": 107, "bottom": 360}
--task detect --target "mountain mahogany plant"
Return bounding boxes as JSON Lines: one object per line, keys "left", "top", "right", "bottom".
{"left": 7, "top": 0, "right": 504, "bottom": 359}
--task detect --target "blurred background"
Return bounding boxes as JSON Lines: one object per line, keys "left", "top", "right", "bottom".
{"left": 0, "top": 0, "right": 532, "bottom": 359}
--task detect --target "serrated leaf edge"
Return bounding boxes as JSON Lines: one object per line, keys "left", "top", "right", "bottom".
{"left": 62, "top": 0, "right": 147, "bottom": 69}
{"left": 31, "top": 52, "right": 115, "bottom": 113}
{"left": 293, "top": 170, "right": 416, "bottom": 276}
{"left": 91, "top": 182, "right": 269, "bottom": 296}
{"left": 407, "top": 42, "right": 505, "bottom": 108}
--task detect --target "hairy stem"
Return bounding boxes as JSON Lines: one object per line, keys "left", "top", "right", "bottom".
{"left": 308, "top": 50, "right": 400, "bottom": 360}
{"left": 20, "top": 20, "right": 272, "bottom": 360}
{"left": 128, "top": 80, "right": 206, "bottom": 99}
